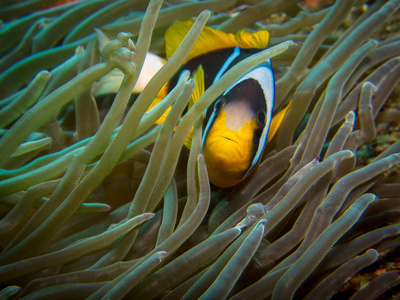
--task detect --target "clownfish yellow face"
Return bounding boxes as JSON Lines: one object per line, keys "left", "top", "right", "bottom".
{"left": 203, "top": 99, "right": 265, "bottom": 187}
{"left": 202, "top": 64, "right": 274, "bottom": 188}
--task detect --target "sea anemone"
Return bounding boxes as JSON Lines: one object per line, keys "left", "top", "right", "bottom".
{"left": 0, "top": 0, "right": 399, "bottom": 299}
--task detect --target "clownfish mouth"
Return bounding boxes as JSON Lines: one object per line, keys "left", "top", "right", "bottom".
{"left": 220, "top": 135, "right": 239, "bottom": 144}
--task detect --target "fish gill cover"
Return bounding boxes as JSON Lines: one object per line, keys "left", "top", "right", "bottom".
{"left": 0, "top": 0, "right": 399, "bottom": 299}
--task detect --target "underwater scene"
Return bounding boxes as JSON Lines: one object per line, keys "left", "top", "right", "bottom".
{"left": 0, "top": 0, "right": 400, "bottom": 299}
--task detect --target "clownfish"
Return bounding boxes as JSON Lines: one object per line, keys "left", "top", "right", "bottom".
{"left": 163, "top": 21, "right": 289, "bottom": 188}
{"left": 201, "top": 61, "right": 274, "bottom": 187}
{"left": 93, "top": 21, "right": 290, "bottom": 188}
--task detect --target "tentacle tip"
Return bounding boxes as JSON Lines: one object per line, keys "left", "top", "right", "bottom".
{"left": 159, "top": 251, "right": 168, "bottom": 258}
{"left": 75, "top": 44, "right": 85, "bottom": 55}
{"left": 234, "top": 225, "right": 244, "bottom": 232}
{"left": 290, "top": 40, "right": 300, "bottom": 47}
{"left": 346, "top": 111, "right": 356, "bottom": 120}
{"left": 362, "top": 81, "right": 377, "bottom": 91}
{"left": 368, "top": 38, "right": 379, "bottom": 47}
{"left": 258, "top": 219, "right": 268, "bottom": 226}
{"left": 117, "top": 32, "right": 136, "bottom": 51}
{"left": 235, "top": 226, "right": 243, "bottom": 234}
{"left": 343, "top": 150, "right": 355, "bottom": 158}
{"left": 180, "top": 70, "right": 191, "bottom": 81}
{"left": 128, "top": 38, "right": 136, "bottom": 51}
{"left": 199, "top": 9, "right": 212, "bottom": 19}
{"left": 156, "top": 251, "right": 168, "bottom": 262}
{"left": 144, "top": 213, "right": 156, "bottom": 219}
{"left": 197, "top": 154, "right": 205, "bottom": 162}
{"left": 38, "top": 70, "right": 51, "bottom": 79}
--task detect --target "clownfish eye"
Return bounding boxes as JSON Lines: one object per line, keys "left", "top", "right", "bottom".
{"left": 256, "top": 111, "right": 266, "bottom": 127}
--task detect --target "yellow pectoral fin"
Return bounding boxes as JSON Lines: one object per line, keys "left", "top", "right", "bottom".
{"left": 144, "top": 82, "right": 170, "bottom": 125}
{"left": 157, "top": 82, "right": 169, "bottom": 99}
{"left": 268, "top": 101, "right": 292, "bottom": 142}
{"left": 165, "top": 20, "right": 270, "bottom": 63}
{"left": 184, "top": 65, "right": 205, "bottom": 149}
{"left": 189, "top": 65, "right": 205, "bottom": 108}
{"left": 146, "top": 97, "right": 172, "bottom": 125}
{"left": 148, "top": 66, "right": 205, "bottom": 148}
{"left": 184, "top": 126, "right": 194, "bottom": 149}
{"left": 155, "top": 106, "right": 172, "bottom": 125}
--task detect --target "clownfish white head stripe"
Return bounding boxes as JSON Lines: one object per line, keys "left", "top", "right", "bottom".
{"left": 213, "top": 47, "right": 242, "bottom": 84}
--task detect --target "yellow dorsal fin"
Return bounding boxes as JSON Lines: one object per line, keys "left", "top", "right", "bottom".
{"left": 165, "top": 20, "right": 235, "bottom": 62}
{"left": 165, "top": 20, "right": 270, "bottom": 63}
{"left": 268, "top": 101, "right": 292, "bottom": 142}
{"left": 236, "top": 29, "right": 270, "bottom": 49}
{"left": 184, "top": 65, "right": 205, "bottom": 149}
